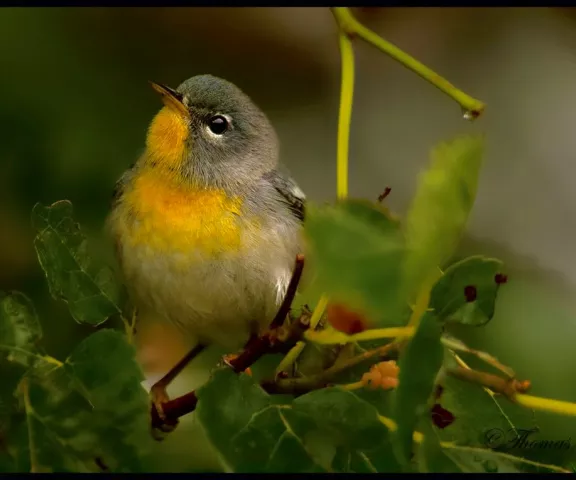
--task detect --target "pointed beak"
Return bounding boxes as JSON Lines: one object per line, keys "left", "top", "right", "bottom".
{"left": 149, "top": 81, "right": 188, "bottom": 117}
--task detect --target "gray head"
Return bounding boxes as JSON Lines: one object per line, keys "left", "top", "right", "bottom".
{"left": 147, "top": 74, "right": 279, "bottom": 188}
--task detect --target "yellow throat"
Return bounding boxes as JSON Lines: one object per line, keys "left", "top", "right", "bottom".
{"left": 119, "top": 107, "right": 245, "bottom": 258}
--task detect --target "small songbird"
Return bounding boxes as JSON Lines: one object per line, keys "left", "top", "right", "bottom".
{"left": 107, "top": 75, "right": 305, "bottom": 423}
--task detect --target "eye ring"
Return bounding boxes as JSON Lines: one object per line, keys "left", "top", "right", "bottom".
{"left": 207, "top": 115, "right": 229, "bottom": 135}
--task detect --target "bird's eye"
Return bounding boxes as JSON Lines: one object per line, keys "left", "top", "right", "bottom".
{"left": 207, "top": 115, "right": 229, "bottom": 135}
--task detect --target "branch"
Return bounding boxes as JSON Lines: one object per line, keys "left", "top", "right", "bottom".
{"left": 452, "top": 353, "right": 576, "bottom": 420}
{"left": 261, "top": 340, "right": 399, "bottom": 395}
{"left": 441, "top": 335, "right": 515, "bottom": 378}
{"left": 224, "top": 253, "right": 306, "bottom": 373}
{"left": 335, "top": 20, "right": 355, "bottom": 201}
{"left": 305, "top": 325, "right": 414, "bottom": 345}
{"left": 278, "top": 293, "right": 331, "bottom": 379}
{"left": 304, "top": 7, "right": 358, "bottom": 333}
{"left": 270, "top": 253, "right": 306, "bottom": 330}
{"left": 446, "top": 366, "right": 531, "bottom": 400}
{"left": 331, "top": 7, "right": 485, "bottom": 119}
{"left": 377, "top": 186, "right": 392, "bottom": 203}
{"left": 151, "top": 254, "right": 306, "bottom": 429}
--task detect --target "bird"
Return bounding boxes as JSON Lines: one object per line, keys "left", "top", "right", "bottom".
{"left": 107, "top": 74, "right": 305, "bottom": 427}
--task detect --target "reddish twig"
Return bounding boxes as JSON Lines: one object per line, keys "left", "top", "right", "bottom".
{"left": 271, "top": 253, "right": 306, "bottom": 329}
{"left": 226, "top": 253, "right": 306, "bottom": 372}
{"left": 154, "top": 391, "right": 198, "bottom": 426}
{"left": 151, "top": 254, "right": 306, "bottom": 430}
{"left": 377, "top": 186, "right": 392, "bottom": 203}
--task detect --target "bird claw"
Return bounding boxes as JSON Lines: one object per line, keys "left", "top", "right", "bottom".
{"left": 222, "top": 353, "right": 252, "bottom": 376}
{"left": 265, "top": 328, "right": 281, "bottom": 346}
{"left": 150, "top": 383, "right": 179, "bottom": 438}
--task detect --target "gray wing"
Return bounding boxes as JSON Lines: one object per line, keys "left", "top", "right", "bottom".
{"left": 263, "top": 169, "right": 306, "bottom": 222}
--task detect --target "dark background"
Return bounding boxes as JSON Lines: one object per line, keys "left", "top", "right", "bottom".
{"left": 1, "top": 7, "right": 576, "bottom": 471}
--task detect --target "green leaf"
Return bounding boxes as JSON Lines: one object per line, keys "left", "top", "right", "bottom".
{"left": 416, "top": 381, "right": 566, "bottom": 473}
{"left": 0, "top": 420, "right": 28, "bottom": 472}
{"left": 294, "top": 343, "right": 339, "bottom": 377}
{"left": 417, "top": 417, "right": 462, "bottom": 473}
{"left": 436, "top": 351, "right": 532, "bottom": 448}
{"left": 391, "top": 312, "right": 444, "bottom": 467}
{"left": 435, "top": 354, "right": 571, "bottom": 471}
{"left": 304, "top": 199, "right": 405, "bottom": 326}
{"left": 293, "top": 388, "right": 389, "bottom": 450}
{"left": 231, "top": 405, "right": 326, "bottom": 473}
{"left": 196, "top": 368, "right": 325, "bottom": 472}
{"left": 5, "top": 330, "right": 152, "bottom": 473}
{"left": 441, "top": 444, "right": 569, "bottom": 473}
{"left": 403, "top": 135, "right": 485, "bottom": 298}
{"left": 64, "top": 329, "right": 145, "bottom": 410}
{"left": 0, "top": 292, "right": 42, "bottom": 366}
{"left": 293, "top": 388, "right": 400, "bottom": 472}
{"left": 32, "top": 200, "right": 122, "bottom": 325}
{"left": 197, "top": 370, "right": 401, "bottom": 472}
{"left": 0, "top": 291, "right": 61, "bottom": 471}
{"left": 333, "top": 445, "right": 399, "bottom": 473}
{"left": 21, "top": 366, "right": 98, "bottom": 473}
{"left": 430, "top": 256, "right": 505, "bottom": 326}
{"left": 63, "top": 330, "right": 152, "bottom": 471}
{"left": 420, "top": 408, "right": 570, "bottom": 474}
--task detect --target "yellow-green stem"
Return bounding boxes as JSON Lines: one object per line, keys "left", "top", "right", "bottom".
{"left": 309, "top": 295, "right": 329, "bottom": 330}
{"left": 305, "top": 326, "right": 414, "bottom": 345}
{"left": 306, "top": 11, "right": 356, "bottom": 369}
{"left": 456, "top": 353, "right": 576, "bottom": 419}
{"left": 331, "top": 7, "right": 485, "bottom": 118}
{"left": 0, "top": 346, "right": 63, "bottom": 368}
{"left": 341, "top": 380, "right": 364, "bottom": 391}
{"left": 336, "top": 29, "right": 355, "bottom": 199}
{"left": 275, "top": 341, "right": 306, "bottom": 376}
{"left": 516, "top": 394, "right": 576, "bottom": 417}
{"left": 20, "top": 379, "right": 39, "bottom": 473}
{"left": 276, "top": 295, "right": 330, "bottom": 376}
{"left": 392, "top": 269, "right": 442, "bottom": 349}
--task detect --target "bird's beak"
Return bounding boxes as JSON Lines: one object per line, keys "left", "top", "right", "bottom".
{"left": 149, "top": 81, "right": 189, "bottom": 117}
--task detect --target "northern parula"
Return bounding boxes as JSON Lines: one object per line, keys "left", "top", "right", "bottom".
{"left": 108, "top": 75, "right": 305, "bottom": 356}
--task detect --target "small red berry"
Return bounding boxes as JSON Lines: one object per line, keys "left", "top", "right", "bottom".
{"left": 494, "top": 273, "right": 508, "bottom": 285}
{"left": 464, "top": 285, "right": 477, "bottom": 302}
{"left": 430, "top": 403, "right": 455, "bottom": 429}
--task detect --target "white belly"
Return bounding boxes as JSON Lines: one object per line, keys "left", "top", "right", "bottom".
{"left": 120, "top": 243, "right": 293, "bottom": 349}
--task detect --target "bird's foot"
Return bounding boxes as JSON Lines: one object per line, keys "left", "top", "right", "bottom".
{"left": 222, "top": 353, "right": 252, "bottom": 376}
{"left": 264, "top": 327, "right": 283, "bottom": 346}
{"left": 150, "top": 383, "right": 179, "bottom": 439}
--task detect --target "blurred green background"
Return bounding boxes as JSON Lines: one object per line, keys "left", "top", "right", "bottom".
{"left": 2, "top": 7, "right": 576, "bottom": 471}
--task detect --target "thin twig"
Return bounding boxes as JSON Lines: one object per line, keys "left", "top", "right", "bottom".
{"left": 446, "top": 366, "right": 530, "bottom": 401}
{"left": 442, "top": 335, "right": 515, "bottom": 378}
{"left": 305, "top": 326, "right": 414, "bottom": 345}
{"left": 377, "top": 187, "right": 392, "bottom": 203}
{"left": 262, "top": 341, "right": 399, "bottom": 395}
{"left": 270, "top": 254, "right": 305, "bottom": 329}
{"left": 274, "top": 310, "right": 313, "bottom": 379}
{"left": 225, "top": 254, "right": 306, "bottom": 373}
{"left": 452, "top": 356, "right": 576, "bottom": 419}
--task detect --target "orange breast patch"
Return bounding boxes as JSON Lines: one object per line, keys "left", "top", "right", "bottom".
{"left": 145, "top": 106, "right": 189, "bottom": 172}
{"left": 123, "top": 169, "right": 244, "bottom": 257}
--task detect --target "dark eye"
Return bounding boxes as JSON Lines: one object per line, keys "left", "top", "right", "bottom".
{"left": 207, "top": 115, "right": 229, "bottom": 135}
